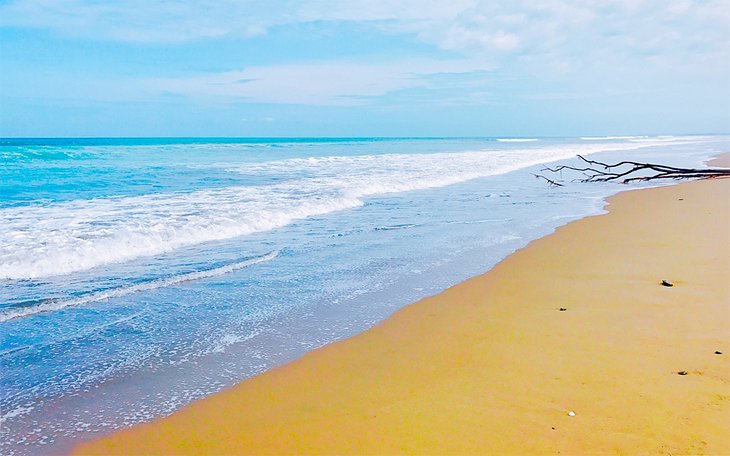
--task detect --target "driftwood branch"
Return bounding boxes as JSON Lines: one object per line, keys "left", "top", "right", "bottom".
{"left": 539, "top": 155, "right": 730, "bottom": 184}
{"left": 533, "top": 173, "right": 563, "bottom": 186}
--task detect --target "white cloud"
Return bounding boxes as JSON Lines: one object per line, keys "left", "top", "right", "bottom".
{"left": 0, "top": 0, "right": 473, "bottom": 42}
{"left": 144, "top": 59, "right": 494, "bottom": 105}
{"left": 295, "top": 0, "right": 475, "bottom": 22}
{"left": 2, "top": 0, "right": 728, "bottom": 107}
{"left": 0, "top": 0, "right": 283, "bottom": 42}
{"left": 2, "top": 0, "right": 728, "bottom": 58}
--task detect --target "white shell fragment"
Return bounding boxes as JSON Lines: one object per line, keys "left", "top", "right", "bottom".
{"left": 568, "top": 411, "right": 576, "bottom": 417}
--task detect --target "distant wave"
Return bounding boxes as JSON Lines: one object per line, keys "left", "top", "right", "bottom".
{"left": 374, "top": 223, "right": 419, "bottom": 231}
{"left": 0, "top": 138, "right": 686, "bottom": 280}
{"left": 496, "top": 138, "right": 539, "bottom": 142}
{"left": 0, "top": 251, "right": 278, "bottom": 322}
{"left": 580, "top": 136, "right": 648, "bottom": 140}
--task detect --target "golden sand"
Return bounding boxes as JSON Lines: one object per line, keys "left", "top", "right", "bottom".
{"left": 76, "top": 177, "right": 730, "bottom": 455}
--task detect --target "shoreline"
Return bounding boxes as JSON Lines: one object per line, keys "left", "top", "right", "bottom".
{"left": 76, "top": 167, "right": 729, "bottom": 454}
{"left": 707, "top": 153, "right": 730, "bottom": 168}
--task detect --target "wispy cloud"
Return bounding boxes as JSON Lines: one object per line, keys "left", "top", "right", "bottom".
{"left": 4, "top": 0, "right": 727, "bottom": 94}
{"left": 2, "top": 0, "right": 728, "bottom": 135}
{"left": 0, "top": 0, "right": 470, "bottom": 43}
{"left": 2, "top": 1, "right": 728, "bottom": 86}
{"left": 144, "top": 59, "right": 495, "bottom": 105}
{"left": 0, "top": 0, "right": 275, "bottom": 42}
{"left": 3, "top": 0, "right": 728, "bottom": 62}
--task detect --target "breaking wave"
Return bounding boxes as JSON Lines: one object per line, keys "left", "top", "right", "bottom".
{"left": 0, "top": 140, "right": 682, "bottom": 280}
{"left": 496, "top": 138, "right": 538, "bottom": 142}
{"left": 0, "top": 251, "right": 278, "bottom": 322}
{"left": 580, "top": 136, "right": 648, "bottom": 140}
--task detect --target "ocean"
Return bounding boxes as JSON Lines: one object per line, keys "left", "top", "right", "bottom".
{"left": 1, "top": 135, "right": 727, "bottom": 454}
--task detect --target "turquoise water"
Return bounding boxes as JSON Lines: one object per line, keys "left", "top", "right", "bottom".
{"left": 1, "top": 136, "right": 726, "bottom": 454}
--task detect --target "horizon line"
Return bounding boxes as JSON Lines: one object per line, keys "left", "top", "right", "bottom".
{"left": 2, "top": 133, "right": 726, "bottom": 141}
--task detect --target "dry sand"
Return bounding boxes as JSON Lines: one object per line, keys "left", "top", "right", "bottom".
{"left": 75, "top": 175, "right": 730, "bottom": 455}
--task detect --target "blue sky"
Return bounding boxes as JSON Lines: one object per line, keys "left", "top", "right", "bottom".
{"left": 1, "top": 0, "right": 728, "bottom": 137}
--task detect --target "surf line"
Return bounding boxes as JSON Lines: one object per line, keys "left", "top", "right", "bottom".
{"left": 0, "top": 251, "right": 279, "bottom": 323}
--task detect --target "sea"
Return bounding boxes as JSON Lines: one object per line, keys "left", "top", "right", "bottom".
{"left": 1, "top": 135, "right": 727, "bottom": 454}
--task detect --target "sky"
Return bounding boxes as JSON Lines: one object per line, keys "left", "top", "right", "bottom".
{"left": 0, "top": 0, "right": 728, "bottom": 137}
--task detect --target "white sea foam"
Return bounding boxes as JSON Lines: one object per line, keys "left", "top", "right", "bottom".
{"left": 0, "top": 139, "right": 689, "bottom": 280}
{"left": 496, "top": 138, "right": 538, "bottom": 142}
{"left": 0, "top": 251, "right": 278, "bottom": 322}
{"left": 0, "top": 405, "right": 34, "bottom": 424}
{"left": 580, "top": 136, "right": 648, "bottom": 140}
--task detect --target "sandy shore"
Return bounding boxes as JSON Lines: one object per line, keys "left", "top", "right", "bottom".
{"left": 76, "top": 174, "right": 730, "bottom": 455}
{"left": 708, "top": 153, "right": 730, "bottom": 168}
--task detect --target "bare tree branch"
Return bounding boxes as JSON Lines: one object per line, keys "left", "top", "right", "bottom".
{"left": 538, "top": 155, "right": 730, "bottom": 184}
{"left": 533, "top": 173, "right": 563, "bottom": 186}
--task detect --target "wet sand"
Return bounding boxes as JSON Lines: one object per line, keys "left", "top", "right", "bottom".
{"left": 76, "top": 174, "right": 730, "bottom": 455}
{"left": 708, "top": 152, "right": 730, "bottom": 168}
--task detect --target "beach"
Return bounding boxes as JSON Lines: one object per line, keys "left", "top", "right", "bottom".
{"left": 3, "top": 1, "right": 728, "bottom": 453}
{"left": 4, "top": 137, "right": 725, "bottom": 455}
{"left": 75, "top": 161, "right": 730, "bottom": 454}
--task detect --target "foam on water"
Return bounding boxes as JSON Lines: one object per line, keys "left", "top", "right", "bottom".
{"left": 0, "top": 139, "right": 682, "bottom": 280}
{"left": 0, "top": 251, "right": 278, "bottom": 322}
{"left": 496, "top": 138, "right": 539, "bottom": 142}
{"left": 0, "top": 405, "right": 34, "bottom": 424}
{"left": 581, "top": 135, "right": 648, "bottom": 140}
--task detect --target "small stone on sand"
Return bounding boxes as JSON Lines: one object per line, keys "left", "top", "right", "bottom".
{"left": 661, "top": 280, "right": 673, "bottom": 287}
{"left": 715, "top": 351, "right": 723, "bottom": 355}
{"left": 677, "top": 371, "right": 688, "bottom": 375}
{"left": 567, "top": 411, "right": 575, "bottom": 417}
